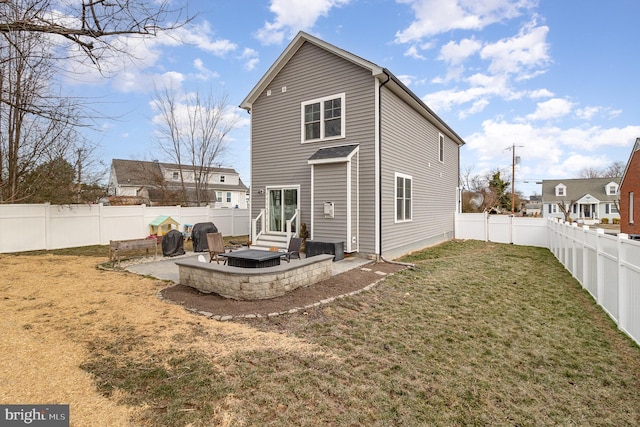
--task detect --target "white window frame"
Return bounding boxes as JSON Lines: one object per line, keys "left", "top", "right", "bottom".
{"left": 630, "top": 192, "right": 634, "bottom": 224}
{"left": 172, "top": 171, "right": 179, "bottom": 180}
{"left": 220, "top": 175, "right": 225, "bottom": 183}
{"left": 555, "top": 184, "right": 566, "bottom": 197}
{"left": 438, "top": 133, "right": 444, "bottom": 163}
{"left": 226, "top": 192, "right": 232, "bottom": 203}
{"left": 395, "top": 172, "right": 412, "bottom": 223}
{"left": 216, "top": 191, "right": 223, "bottom": 203}
{"left": 607, "top": 184, "right": 618, "bottom": 195}
{"left": 301, "top": 93, "right": 345, "bottom": 143}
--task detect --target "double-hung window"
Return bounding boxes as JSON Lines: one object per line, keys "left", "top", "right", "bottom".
{"left": 395, "top": 173, "right": 412, "bottom": 222}
{"left": 302, "top": 93, "right": 345, "bottom": 142}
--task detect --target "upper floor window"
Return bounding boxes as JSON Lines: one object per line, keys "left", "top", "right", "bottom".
{"left": 220, "top": 175, "right": 225, "bottom": 183}
{"left": 395, "top": 173, "right": 412, "bottom": 222}
{"left": 607, "top": 182, "right": 618, "bottom": 195}
{"left": 301, "top": 93, "right": 345, "bottom": 142}
{"left": 438, "top": 134, "right": 444, "bottom": 163}
{"left": 216, "top": 191, "right": 223, "bottom": 203}
{"left": 172, "top": 172, "right": 179, "bottom": 180}
{"left": 555, "top": 184, "right": 566, "bottom": 197}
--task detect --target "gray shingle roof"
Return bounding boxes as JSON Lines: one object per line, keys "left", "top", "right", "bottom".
{"left": 541, "top": 177, "right": 621, "bottom": 202}
{"left": 308, "top": 144, "right": 359, "bottom": 162}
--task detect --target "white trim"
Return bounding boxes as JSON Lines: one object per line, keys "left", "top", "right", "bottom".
{"left": 438, "top": 133, "right": 444, "bottom": 163}
{"left": 374, "top": 79, "right": 381, "bottom": 255}
{"left": 310, "top": 166, "right": 314, "bottom": 240}
{"left": 394, "top": 172, "right": 413, "bottom": 223}
{"left": 346, "top": 157, "right": 352, "bottom": 253}
{"left": 265, "top": 185, "right": 301, "bottom": 235}
{"left": 300, "top": 93, "right": 346, "bottom": 143}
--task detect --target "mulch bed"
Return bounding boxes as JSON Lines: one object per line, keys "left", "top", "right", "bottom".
{"left": 160, "top": 261, "right": 407, "bottom": 318}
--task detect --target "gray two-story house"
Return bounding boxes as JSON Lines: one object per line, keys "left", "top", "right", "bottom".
{"left": 240, "top": 32, "right": 465, "bottom": 260}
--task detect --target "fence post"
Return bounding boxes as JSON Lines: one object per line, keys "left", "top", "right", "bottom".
{"left": 484, "top": 211, "right": 489, "bottom": 242}
{"left": 618, "top": 233, "right": 629, "bottom": 330}
{"left": 44, "top": 203, "right": 52, "bottom": 250}
{"left": 596, "top": 228, "right": 605, "bottom": 305}
{"left": 582, "top": 225, "right": 589, "bottom": 289}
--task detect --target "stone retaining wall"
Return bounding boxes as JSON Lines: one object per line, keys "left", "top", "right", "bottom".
{"left": 175, "top": 254, "right": 334, "bottom": 300}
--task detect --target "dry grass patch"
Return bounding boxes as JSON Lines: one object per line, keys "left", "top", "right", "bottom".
{"left": 1, "top": 240, "right": 639, "bottom": 426}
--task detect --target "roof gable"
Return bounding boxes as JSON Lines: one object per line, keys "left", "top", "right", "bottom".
{"left": 240, "top": 31, "right": 466, "bottom": 147}
{"left": 621, "top": 137, "right": 640, "bottom": 188}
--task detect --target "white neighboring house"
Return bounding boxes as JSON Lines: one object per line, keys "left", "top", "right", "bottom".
{"left": 108, "top": 159, "right": 248, "bottom": 208}
{"left": 541, "top": 177, "right": 621, "bottom": 223}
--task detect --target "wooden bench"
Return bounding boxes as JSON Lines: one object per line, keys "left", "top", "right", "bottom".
{"left": 109, "top": 238, "right": 158, "bottom": 266}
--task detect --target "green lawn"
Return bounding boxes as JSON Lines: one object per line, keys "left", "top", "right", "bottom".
{"left": 82, "top": 240, "right": 640, "bottom": 426}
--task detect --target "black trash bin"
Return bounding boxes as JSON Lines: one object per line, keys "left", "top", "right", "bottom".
{"left": 191, "top": 222, "right": 218, "bottom": 252}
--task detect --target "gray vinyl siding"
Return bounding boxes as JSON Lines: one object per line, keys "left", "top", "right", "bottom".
{"left": 250, "top": 41, "right": 376, "bottom": 252}
{"left": 380, "top": 87, "right": 459, "bottom": 259}
{"left": 313, "top": 163, "right": 348, "bottom": 241}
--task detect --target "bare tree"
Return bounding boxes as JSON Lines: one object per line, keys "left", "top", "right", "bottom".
{"left": 0, "top": 0, "right": 192, "bottom": 67}
{"left": 0, "top": 27, "right": 81, "bottom": 202}
{"left": 557, "top": 200, "right": 576, "bottom": 222}
{"left": 603, "top": 161, "right": 625, "bottom": 178}
{"left": 577, "top": 161, "right": 625, "bottom": 179}
{"left": 152, "top": 87, "right": 240, "bottom": 206}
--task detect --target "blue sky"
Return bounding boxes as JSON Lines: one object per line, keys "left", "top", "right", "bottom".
{"left": 70, "top": 0, "right": 640, "bottom": 197}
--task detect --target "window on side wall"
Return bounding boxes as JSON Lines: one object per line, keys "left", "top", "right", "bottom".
{"left": 630, "top": 192, "right": 634, "bottom": 224}
{"left": 438, "top": 134, "right": 444, "bottom": 163}
{"left": 216, "top": 191, "right": 223, "bottom": 203}
{"left": 395, "top": 173, "right": 412, "bottom": 222}
{"left": 301, "top": 93, "right": 345, "bottom": 142}
{"left": 226, "top": 192, "right": 231, "bottom": 203}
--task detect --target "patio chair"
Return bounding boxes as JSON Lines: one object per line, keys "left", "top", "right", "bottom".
{"left": 206, "top": 232, "right": 226, "bottom": 264}
{"left": 281, "top": 237, "right": 302, "bottom": 263}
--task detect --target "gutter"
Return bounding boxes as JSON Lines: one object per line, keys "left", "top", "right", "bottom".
{"left": 378, "top": 71, "right": 391, "bottom": 261}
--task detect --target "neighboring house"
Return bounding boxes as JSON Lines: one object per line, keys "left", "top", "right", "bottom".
{"left": 541, "top": 177, "right": 621, "bottom": 223}
{"left": 240, "top": 32, "right": 465, "bottom": 259}
{"left": 619, "top": 137, "right": 640, "bottom": 235}
{"left": 108, "top": 159, "right": 248, "bottom": 208}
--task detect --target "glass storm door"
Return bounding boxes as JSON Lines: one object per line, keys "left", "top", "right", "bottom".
{"left": 268, "top": 188, "right": 298, "bottom": 233}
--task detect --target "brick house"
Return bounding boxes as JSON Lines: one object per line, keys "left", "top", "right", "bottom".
{"left": 620, "top": 137, "right": 640, "bottom": 235}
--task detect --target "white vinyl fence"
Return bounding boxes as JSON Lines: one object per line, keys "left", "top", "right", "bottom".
{"left": 0, "top": 203, "right": 250, "bottom": 253}
{"left": 455, "top": 213, "right": 640, "bottom": 347}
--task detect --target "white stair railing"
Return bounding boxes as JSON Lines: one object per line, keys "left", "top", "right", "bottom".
{"left": 285, "top": 209, "right": 299, "bottom": 245}
{"left": 251, "top": 209, "right": 265, "bottom": 244}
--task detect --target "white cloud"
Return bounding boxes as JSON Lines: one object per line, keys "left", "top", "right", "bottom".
{"left": 395, "top": 0, "right": 535, "bottom": 43}
{"left": 576, "top": 106, "right": 600, "bottom": 120}
{"left": 464, "top": 119, "right": 640, "bottom": 179}
{"left": 480, "top": 22, "right": 550, "bottom": 76}
{"left": 193, "top": 58, "right": 220, "bottom": 81}
{"left": 438, "top": 38, "right": 482, "bottom": 65}
{"left": 239, "top": 48, "right": 260, "bottom": 71}
{"left": 404, "top": 45, "right": 426, "bottom": 60}
{"left": 529, "top": 88, "right": 554, "bottom": 98}
{"left": 525, "top": 98, "right": 574, "bottom": 121}
{"left": 255, "top": 0, "right": 350, "bottom": 45}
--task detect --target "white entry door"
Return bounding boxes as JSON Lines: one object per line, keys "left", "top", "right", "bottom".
{"left": 268, "top": 187, "right": 298, "bottom": 233}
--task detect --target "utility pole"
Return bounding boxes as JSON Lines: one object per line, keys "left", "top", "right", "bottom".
{"left": 506, "top": 144, "right": 523, "bottom": 214}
